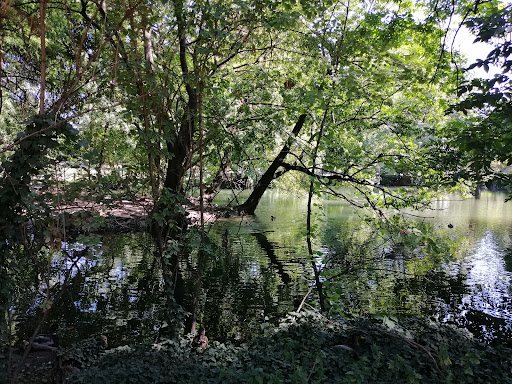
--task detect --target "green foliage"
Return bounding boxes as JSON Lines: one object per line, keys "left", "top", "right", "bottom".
{"left": 1, "top": 0, "right": 469, "bottom": 214}
{"left": 448, "top": 3, "right": 512, "bottom": 193}
{"left": 1, "top": 1, "right": 506, "bottom": 381}
{"left": 0, "top": 114, "right": 78, "bottom": 380}
{"left": 59, "top": 337, "right": 108, "bottom": 369}
{"left": 65, "top": 311, "right": 512, "bottom": 384}
{"left": 0, "top": 113, "right": 77, "bottom": 246}
{"left": 1, "top": 115, "right": 77, "bottom": 226}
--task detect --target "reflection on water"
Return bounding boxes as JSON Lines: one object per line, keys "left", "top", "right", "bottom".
{"left": 464, "top": 232, "right": 512, "bottom": 319}
{"left": 15, "top": 235, "right": 165, "bottom": 348}
{"left": 421, "top": 192, "right": 512, "bottom": 344}
{"left": 218, "top": 190, "right": 512, "bottom": 344}
{"left": 14, "top": 190, "right": 512, "bottom": 347}
{"left": 451, "top": 232, "right": 512, "bottom": 343}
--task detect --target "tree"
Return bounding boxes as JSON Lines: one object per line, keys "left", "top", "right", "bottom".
{"left": 234, "top": 0, "right": 461, "bottom": 215}
{"left": 447, "top": 2, "right": 512, "bottom": 194}
{"left": 0, "top": 1, "right": 133, "bottom": 375}
{"left": 0, "top": 2, "right": 487, "bottom": 365}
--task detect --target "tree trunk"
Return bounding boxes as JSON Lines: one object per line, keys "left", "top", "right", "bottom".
{"left": 306, "top": 108, "right": 328, "bottom": 312}
{"left": 39, "top": 0, "right": 47, "bottom": 115}
{"left": 475, "top": 184, "right": 483, "bottom": 199}
{"left": 128, "top": 11, "right": 159, "bottom": 200}
{"left": 306, "top": 182, "right": 326, "bottom": 312}
{"left": 236, "top": 114, "right": 306, "bottom": 214}
{"left": 151, "top": 3, "right": 201, "bottom": 278}
{"left": 162, "top": 2, "right": 198, "bottom": 197}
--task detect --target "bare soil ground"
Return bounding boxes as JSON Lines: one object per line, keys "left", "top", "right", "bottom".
{"left": 52, "top": 195, "right": 226, "bottom": 233}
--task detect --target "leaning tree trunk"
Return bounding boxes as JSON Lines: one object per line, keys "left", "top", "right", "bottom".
{"left": 236, "top": 114, "right": 306, "bottom": 214}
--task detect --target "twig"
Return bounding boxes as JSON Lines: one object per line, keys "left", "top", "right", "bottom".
{"left": 307, "top": 360, "right": 317, "bottom": 382}
{"left": 10, "top": 310, "right": 50, "bottom": 383}
{"left": 297, "top": 287, "right": 313, "bottom": 312}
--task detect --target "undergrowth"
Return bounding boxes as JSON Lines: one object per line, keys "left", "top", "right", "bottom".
{"left": 57, "top": 311, "right": 512, "bottom": 384}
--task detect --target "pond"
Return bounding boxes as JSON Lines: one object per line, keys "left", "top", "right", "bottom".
{"left": 13, "top": 190, "right": 512, "bottom": 349}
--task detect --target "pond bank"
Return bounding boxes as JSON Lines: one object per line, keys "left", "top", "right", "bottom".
{"left": 49, "top": 195, "right": 229, "bottom": 235}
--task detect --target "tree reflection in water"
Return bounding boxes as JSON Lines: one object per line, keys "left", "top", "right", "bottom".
{"left": 11, "top": 191, "right": 512, "bottom": 349}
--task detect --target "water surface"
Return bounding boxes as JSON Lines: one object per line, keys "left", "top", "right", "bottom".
{"left": 14, "top": 190, "right": 512, "bottom": 347}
